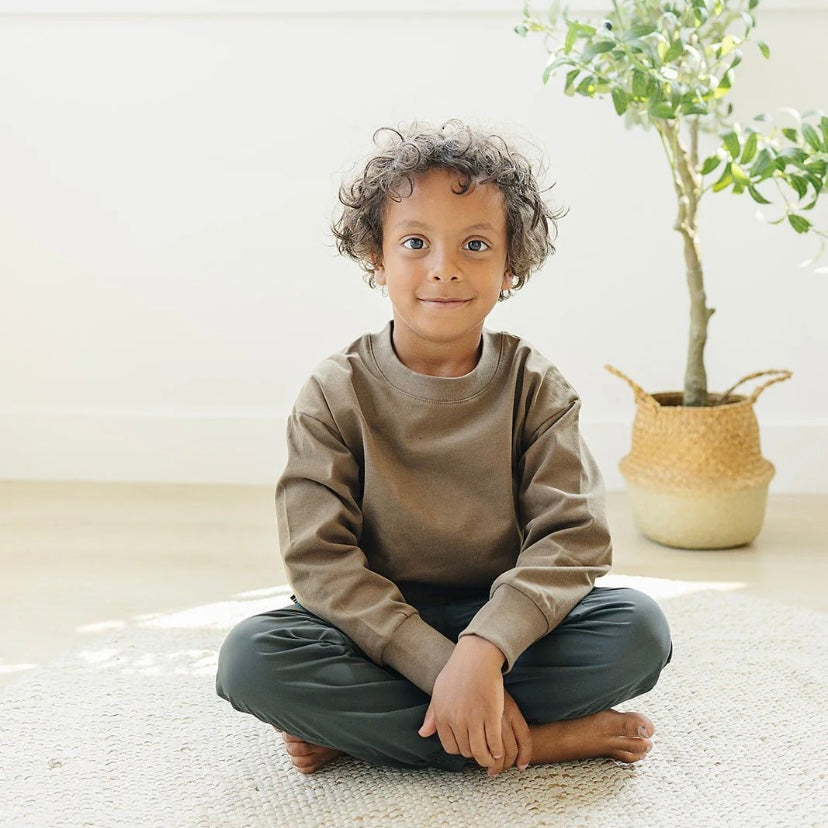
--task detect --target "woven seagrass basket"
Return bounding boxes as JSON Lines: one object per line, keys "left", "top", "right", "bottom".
{"left": 606, "top": 366, "right": 793, "bottom": 549}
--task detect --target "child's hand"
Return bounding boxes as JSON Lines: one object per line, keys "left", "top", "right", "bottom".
{"left": 418, "top": 634, "right": 506, "bottom": 770}
{"left": 485, "top": 690, "right": 532, "bottom": 776}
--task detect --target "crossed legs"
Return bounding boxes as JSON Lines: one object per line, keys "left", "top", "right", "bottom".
{"left": 216, "top": 587, "right": 672, "bottom": 773}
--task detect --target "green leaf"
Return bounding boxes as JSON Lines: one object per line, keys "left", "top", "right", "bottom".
{"left": 565, "top": 22, "right": 578, "bottom": 54}
{"left": 719, "top": 35, "right": 738, "bottom": 57}
{"left": 778, "top": 147, "right": 809, "bottom": 167}
{"left": 789, "top": 175, "right": 810, "bottom": 199}
{"left": 612, "top": 87, "right": 629, "bottom": 116}
{"left": 788, "top": 214, "right": 812, "bottom": 234}
{"left": 713, "top": 163, "right": 733, "bottom": 192}
{"left": 543, "top": 59, "right": 561, "bottom": 84}
{"left": 623, "top": 24, "right": 657, "bottom": 42}
{"left": 782, "top": 127, "right": 798, "bottom": 143}
{"left": 757, "top": 40, "right": 770, "bottom": 59}
{"left": 650, "top": 102, "right": 677, "bottom": 119}
{"left": 748, "top": 185, "right": 771, "bottom": 205}
{"left": 581, "top": 40, "right": 616, "bottom": 62}
{"left": 564, "top": 68, "right": 580, "bottom": 93}
{"left": 805, "top": 173, "right": 823, "bottom": 194}
{"left": 821, "top": 116, "right": 828, "bottom": 147}
{"left": 632, "top": 70, "right": 649, "bottom": 99}
{"left": 722, "top": 131, "right": 740, "bottom": 159}
{"left": 701, "top": 155, "right": 722, "bottom": 175}
{"left": 576, "top": 76, "right": 597, "bottom": 96}
{"left": 740, "top": 132, "right": 758, "bottom": 164}
{"left": 804, "top": 160, "right": 827, "bottom": 178}
{"left": 680, "top": 101, "right": 708, "bottom": 116}
{"left": 715, "top": 71, "right": 733, "bottom": 96}
{"left": 731, "top": 163, "right": 750, "bottom": 186}
{"left": 751, "top": 148, "right": 776, "bottom": 180}
{"left": 664, "top": 39, "right": 684, "bottom": 62}
{"left": 802, "top": 123, "right": 823, "bottom": 151}
{"left": 693, "top": 6, "right": 709, "bottom": 25}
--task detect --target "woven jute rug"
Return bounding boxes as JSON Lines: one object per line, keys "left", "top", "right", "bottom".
{"left": 1, "top": 576, "right": 826, "bottom": 828}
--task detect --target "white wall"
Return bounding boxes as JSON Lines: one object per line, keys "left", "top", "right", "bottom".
{"left": 1, "top": 1, "right": 827, "bottom": 491}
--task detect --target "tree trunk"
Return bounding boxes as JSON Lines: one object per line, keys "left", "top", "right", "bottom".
{"left": 660, "top": 120, "right": 714, "bottom": 407}
{"left": 682, "top": 232, "right": 713, "bottom": 407}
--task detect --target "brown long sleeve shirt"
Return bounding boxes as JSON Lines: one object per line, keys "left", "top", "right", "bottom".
{"left": 276, "top": 322, "right": 612, "bottom": 694}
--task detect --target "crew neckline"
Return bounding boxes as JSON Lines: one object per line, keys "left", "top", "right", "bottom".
{"left": 368, "top": 321, "right": 502, "bottom": 403}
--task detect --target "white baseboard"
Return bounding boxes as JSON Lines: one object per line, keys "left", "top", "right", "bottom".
{"left": 1, "top": 411, "right": 826, "bottom": 493}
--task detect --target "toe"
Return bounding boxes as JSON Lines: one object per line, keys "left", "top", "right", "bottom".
{"left": 615, "top": 735, "right": 652, "bottom": 756}
{"left": 611, "top": 748, "right": 647, "bottom": 764}
{"left": 617, "top": 712, "right": 654, "bottom": 739}
{"left": 633, "top": 714, "right": 655, "bottom": 738}
{"left": 286, "top": 742, "right": 314, "bottom": 757}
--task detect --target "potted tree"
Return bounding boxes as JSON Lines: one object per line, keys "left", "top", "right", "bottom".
{"left": 516, "top": 0, "right": 827, "bottom": 548}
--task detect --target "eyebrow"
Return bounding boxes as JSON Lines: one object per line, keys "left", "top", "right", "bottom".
{"left": 390, "top": 220, "right": 499, "bottom": 233}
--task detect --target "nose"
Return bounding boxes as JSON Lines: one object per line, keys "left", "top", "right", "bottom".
{"left": 428, "top": 248, "right": 461, "bottom": 281}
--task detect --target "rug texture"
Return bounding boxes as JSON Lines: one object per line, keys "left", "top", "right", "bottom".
{"left": 1, "top": 576, "right": 826, "bottom": 828}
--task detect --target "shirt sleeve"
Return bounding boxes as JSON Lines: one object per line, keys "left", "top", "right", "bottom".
{"left": 276, "top": 382, "right": 456, "bottom": 695}
{"left": 457, "top": 388, "right": 612, "bottom": 673}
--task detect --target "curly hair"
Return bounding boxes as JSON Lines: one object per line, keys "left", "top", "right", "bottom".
{"left": 331, "top": 119, "right": 564, "bottom": 298}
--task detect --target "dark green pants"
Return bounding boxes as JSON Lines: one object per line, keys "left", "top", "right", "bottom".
{"left": 215, "top": 587, "right": 672, "bottom": 771}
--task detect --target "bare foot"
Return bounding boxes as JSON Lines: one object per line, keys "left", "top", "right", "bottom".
{"left": 528, "top": 709, "right": 655, "bottom": 765}
{"left": 275, "top": 728, "right": 344, "bottom": 774}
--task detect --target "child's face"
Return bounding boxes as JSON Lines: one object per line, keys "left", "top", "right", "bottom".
{"left": 375, "top": 167, "right": 512, "bottom": 356}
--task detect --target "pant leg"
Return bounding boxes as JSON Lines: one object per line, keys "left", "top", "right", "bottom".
{"left": 215, "top": 601, "right": 466, "bottom": 771}
{"left": 216, "top": 587, "right": 671, "bottom": 771}
{"left": 502, "top": 587, "right": 673, "bottom": 723}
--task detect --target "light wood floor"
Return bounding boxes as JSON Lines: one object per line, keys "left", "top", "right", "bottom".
{"left": 0, "top": 481, "right": 825, "bottom": 690}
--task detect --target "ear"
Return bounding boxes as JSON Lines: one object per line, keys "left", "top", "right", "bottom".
{"left": 501, "top": 269, "right": 514, "bottom": 291}
{"left": 373, "top": 257, "right": 386, "bottom": 285}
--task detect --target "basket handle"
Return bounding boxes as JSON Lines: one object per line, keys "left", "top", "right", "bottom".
{"left": 604, "top": 365, "right": 660, "bottom": 409}
{"left": 719, "top": 369, "right": 793, "bottom": 404}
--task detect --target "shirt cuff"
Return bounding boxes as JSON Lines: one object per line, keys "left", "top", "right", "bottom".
{"left": 457, "top": 583, "right": 549, "bottom": 674}
{"left": 381, "top": 613, "right": 456, "bottom": 695}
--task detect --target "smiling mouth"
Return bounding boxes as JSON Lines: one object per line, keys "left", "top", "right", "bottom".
{"left": 419, "top": 298, "right": 471, "bottom": 305}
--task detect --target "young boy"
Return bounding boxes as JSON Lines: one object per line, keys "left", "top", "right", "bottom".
{"left": 216, "top": 120, "right": 672, "bottom": 776}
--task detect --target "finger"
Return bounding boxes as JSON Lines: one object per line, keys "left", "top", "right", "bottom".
{"left": 484, "top": 717, "right": 504, "bottom": 764}
{"left": 438, "top": 723, "right": 463, "bottom": 757}
{"left": 513, "top": 714, "right": 532, "bottom": 771}
{"left": 418, "top": 703, "right": 437, "bottom": 738}
{"left": 450, "top": 724, "right": 474, "bottom": 759}
{"left": 501, "top": 722, "right": 519, "bottom": 770}
{"left": 487, "top": 755, "right": 506, "bottom": 777}
{"left": 469, "top": 723, "right": 497, "bottom": 768}
{"left": 488, "top": 727, "right": 515, "bottom": 777}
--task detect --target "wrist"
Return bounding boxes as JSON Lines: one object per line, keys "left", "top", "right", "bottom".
{"left": 457, "top": 634, "right": 506, "bottom": 668}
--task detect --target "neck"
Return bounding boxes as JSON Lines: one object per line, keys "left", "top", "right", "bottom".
{"left": 390, "top": 321, "right": 483, "bottom": 378}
